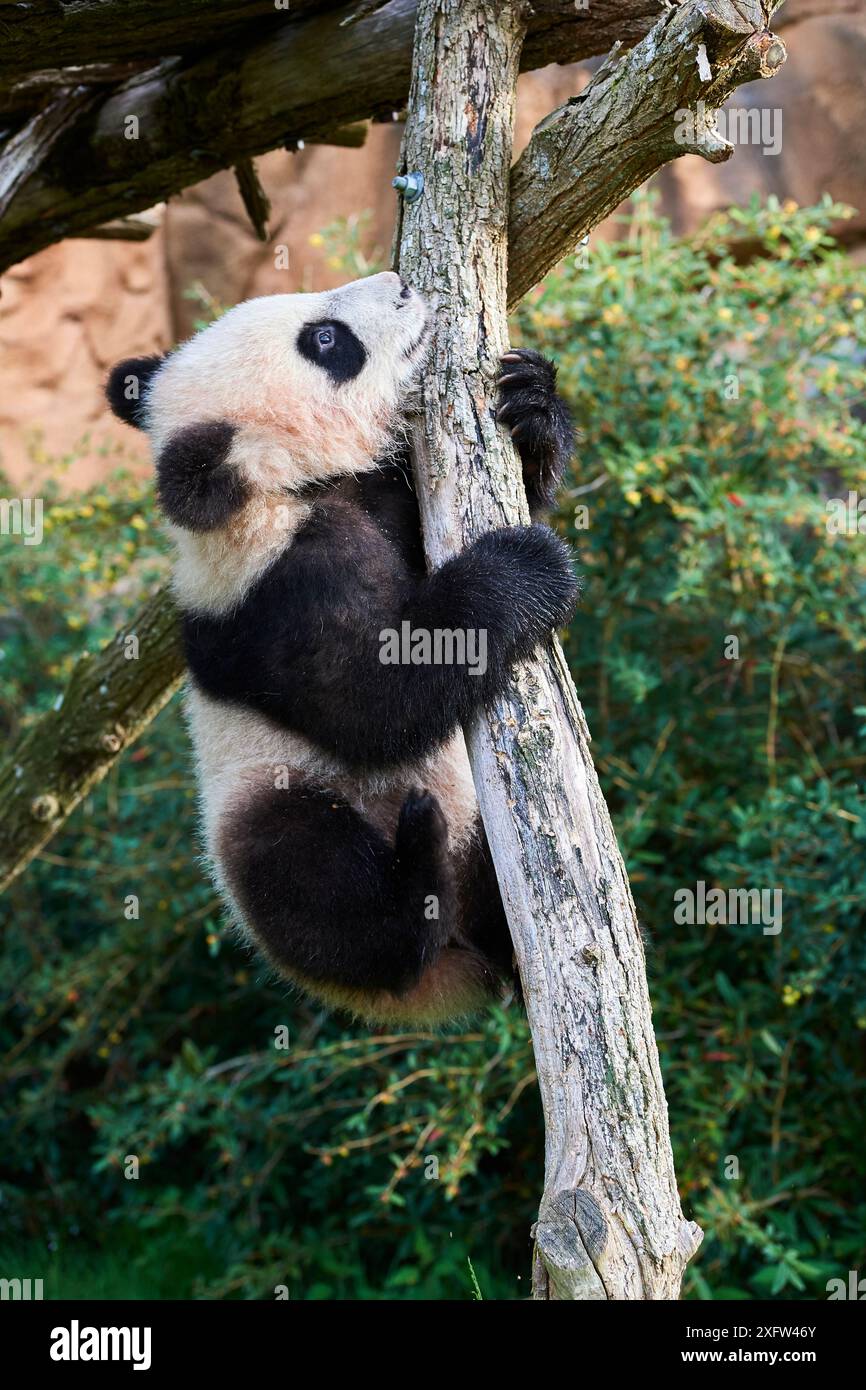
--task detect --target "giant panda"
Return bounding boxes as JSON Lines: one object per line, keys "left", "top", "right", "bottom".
{"left": 106, "top": 271, "right": 577, "bottom": 1025}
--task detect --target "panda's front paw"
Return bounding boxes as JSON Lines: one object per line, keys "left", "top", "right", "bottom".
{"left": 495, "top": 349, "right": 573, "bottom": 510}
{"left": 496, "top": 348, "right": 557, "bottom": 429}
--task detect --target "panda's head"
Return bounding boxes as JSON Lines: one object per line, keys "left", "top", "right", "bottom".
{"left": 106, "top": 272, "right": 429, "bottom": 536}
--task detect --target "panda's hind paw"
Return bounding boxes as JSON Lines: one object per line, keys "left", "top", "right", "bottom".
{"left": 395, "top": 787, "right": 448, "bottom": 860}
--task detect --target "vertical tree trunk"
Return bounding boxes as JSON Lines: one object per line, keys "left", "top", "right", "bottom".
{"left": 395, "top": 0, "right": 702, "bottom": 1299}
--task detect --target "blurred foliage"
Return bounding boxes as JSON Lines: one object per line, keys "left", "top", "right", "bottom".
{"left": 0, "top": 193, "right": 864, "bottom": 1300}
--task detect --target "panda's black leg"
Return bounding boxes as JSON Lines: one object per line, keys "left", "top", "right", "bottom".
{"left": 495, "top": 348, "right": 574, "bottom": 516}
{"left": 222, "top": 784, "right": 455, "bottom": 994}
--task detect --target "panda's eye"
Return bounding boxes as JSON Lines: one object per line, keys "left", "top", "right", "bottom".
{"left": 316, "top": 327, "right": 334, "bottom": 350}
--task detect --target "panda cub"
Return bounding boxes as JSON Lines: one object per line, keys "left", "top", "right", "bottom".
{"left": 107, "top": 271, "right": 577, "bottom": 1025}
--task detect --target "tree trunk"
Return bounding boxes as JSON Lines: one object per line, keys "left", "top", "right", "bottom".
{"left": 394, "top": 0, "right": 702, "bottom": 1300}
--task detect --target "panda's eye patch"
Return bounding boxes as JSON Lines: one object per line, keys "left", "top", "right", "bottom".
{"left": 297, "top": 318, "right": 367, "bottom": 385}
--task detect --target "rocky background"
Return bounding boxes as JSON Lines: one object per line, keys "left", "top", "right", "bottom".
{"left": 1, "top": 0, "right": 864, "bottom": 489}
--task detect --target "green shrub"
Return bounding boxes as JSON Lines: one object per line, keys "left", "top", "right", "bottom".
{"left": 0, "top": 194, "right": 864, "bottom": 1299}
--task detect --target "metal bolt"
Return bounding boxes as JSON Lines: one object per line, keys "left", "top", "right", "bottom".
{"left": 392, "top": 170, "right": 424, "bottom": 203}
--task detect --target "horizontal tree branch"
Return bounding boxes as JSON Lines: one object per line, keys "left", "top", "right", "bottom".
{"left": 0, "top": 589, "right": 184, "bottom": 895}
{"left": 0, "top": 1, "right": 677, "bottom": 275}
{"left": 0, "top": 1, "right": 330, "bottom": 78}
{"left": 0, "top": 0, "right": 787, "bottom": 895}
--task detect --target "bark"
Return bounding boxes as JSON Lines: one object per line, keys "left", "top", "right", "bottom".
{"left": 393, "top": 0, "right": 705, "bottom": 1304}
{"left": 0, "top": 1, "right": 330, "bottom": 77}
{"left": 0, "top": 590, "right": 184, "bottom": 895}
{"left": 0, "top": 1, "right": 677, "bottom": 275}
{"left": 0, "top": 87, "right": 95, "bottom": 221}
{"left": 233, "top": 158, "right": 272, "bottom": 243}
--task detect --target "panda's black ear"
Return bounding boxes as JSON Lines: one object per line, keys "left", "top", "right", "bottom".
{"left": 105, "top": 355, "right": 165, "bottom": 429}
{"left": 156, "top": 421, "right": 248, "bottom": 532}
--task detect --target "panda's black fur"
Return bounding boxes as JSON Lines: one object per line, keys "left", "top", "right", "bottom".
{"left": 107, "top": 273, "right": 577, "bottom": 1024}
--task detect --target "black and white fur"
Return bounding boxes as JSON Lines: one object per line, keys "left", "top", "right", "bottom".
{"left": 107, "top": 272, "right": 577, "bottom": 1024}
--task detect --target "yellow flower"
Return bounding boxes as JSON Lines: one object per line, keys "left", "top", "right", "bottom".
{"left": 601, "top": 303, "right": 625, "bottom": 326}
{"left": 309, "top": 233, "right": 324, "bottom": 247}
{"left": 804, "top": 226, "right": 822, "bottom": 243}
{"left": 851, "top": 297, "right": 864, "bottom": 311}
{"left": 717, "top": 306, "right": 733, "bottom": 322}
{"left": 130, "top": 515, "right": 147, "bottom": 531}
{"left": 674, "top": 355, "right": 689, "bottom": 373}
{"left": 624, "top": 489, "right": 641, "bottom": 506}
